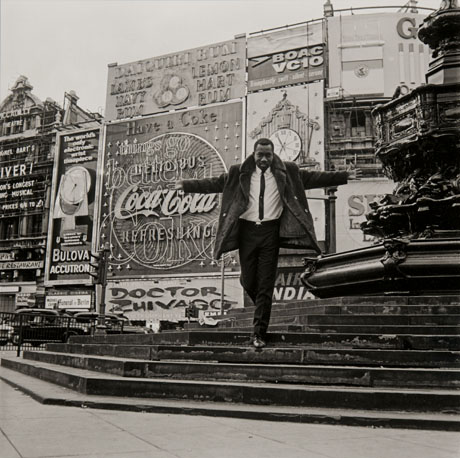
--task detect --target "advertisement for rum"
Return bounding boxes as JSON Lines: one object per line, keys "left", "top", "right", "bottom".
{"left": 101, "top": 101, "right": 243, "bottom": 278}
{"left": 105, "top": 37, "right": 246, "bottom": 121}
{"left": 45, "top": 128, "right": 102, "bottom": 285}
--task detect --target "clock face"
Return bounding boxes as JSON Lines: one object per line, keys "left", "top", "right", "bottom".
{"left": 59, "top": 166, "right": 91, "bottom": 214}
{"left": 270, "top": 128, "right": 302, "bottom": 161}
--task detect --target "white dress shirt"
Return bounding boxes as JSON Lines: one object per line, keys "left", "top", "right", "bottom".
{"left": 240, "top": 166, "right": 283, "bottom": 223}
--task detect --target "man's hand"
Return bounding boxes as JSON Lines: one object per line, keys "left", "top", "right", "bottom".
{"left": 174, "top": 181, "right": 184, "bottom": 191}
{"left": 347, "top": 167, "right": 362, "bottom": 180}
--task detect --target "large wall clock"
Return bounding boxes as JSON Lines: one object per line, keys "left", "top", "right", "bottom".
{"left": 269, "top": 128, "right": 302, "bottom": 161}
{"left": 59, "top": 166, "right": 91, "bottom": 216}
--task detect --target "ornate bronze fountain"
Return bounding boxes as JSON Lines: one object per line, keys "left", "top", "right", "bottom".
{"left": 302, "top": 1, "right": 460, "bottom": 298}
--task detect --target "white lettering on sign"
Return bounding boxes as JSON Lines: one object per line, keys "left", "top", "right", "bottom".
{"left": 49, "top": 264, "right": 91, "bottom": 274}
{"left": 52, "top": 249, "right": 90, "bottom": 262}
{"left": 271, "top": 45, "right": 324, "bottom": 74}
{"left": 0, "top": 108, "right": 30, "bottom": 120}
{"left": 114, "top": 185, "right": 217, "bottom": 220}
{"left": 272, "top": 271, "right": 314, "bottom": 302}
{"left": 0, "top": 163, "right": 32, "bottom": 179}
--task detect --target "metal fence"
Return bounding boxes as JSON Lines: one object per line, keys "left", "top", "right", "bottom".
{"left": 0, "top": 310, "right": 127, "bottom": 356}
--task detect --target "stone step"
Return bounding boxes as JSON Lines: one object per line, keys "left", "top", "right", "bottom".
{"left": 306, "top": 314, "right": 460, "bottom": 326}
{"left": 1, "top": 364, "right": 458, "bottom": 432}
{"left": 301, "top": 325, "right": 460, "bottom": 335}
{"left": 221, "top": 324, "right": 460, "bottom": 336}
{"left": 227, "top": 305, "right": 460, "bottom": 321}
{"left": 2, "top": 356, "right": 459, "bottom": 413}
{"left": 271, "top": 295, "right": 460, "bottom": 308}
{"left": 184, "top": 322, "right": 303, "bottom": 333}
{"left": 226, "top": 295, "right": 460, "bottom": 317}
{"left": 23, "top": 351, "right": 460, "bottom": 389}
{"left": 47, "top": 343, "right": 460, "bottom": 368}
{"left": 67, "top": 330, "right": 460, "bottom": 350}
{"left": 220, "top": 313, "right": 460, "bottom": 328}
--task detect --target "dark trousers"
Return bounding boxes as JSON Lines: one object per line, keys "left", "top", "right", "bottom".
{"left": 238, "top": 219, "right": 280, "bottom": 338}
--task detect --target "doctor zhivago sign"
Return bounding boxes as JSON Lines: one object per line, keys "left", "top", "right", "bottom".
{"left": 101, "top": 103, "right": 242, "bottom": 277}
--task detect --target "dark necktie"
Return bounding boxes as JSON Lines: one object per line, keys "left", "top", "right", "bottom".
{"left": 259, "top": 170, "right": 265, "bottom": 221}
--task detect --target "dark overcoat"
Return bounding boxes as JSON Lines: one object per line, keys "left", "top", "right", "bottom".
{"left": 182, "top": 154, "right": 348, "bottom": 259}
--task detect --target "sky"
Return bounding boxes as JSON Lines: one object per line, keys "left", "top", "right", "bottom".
{"left": 0, "top": 0, "right": 441, "bottom": 115}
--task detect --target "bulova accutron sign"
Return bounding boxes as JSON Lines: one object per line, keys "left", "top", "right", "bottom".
{"left": 45, "top": 128, "right": 102, "bottom": 285}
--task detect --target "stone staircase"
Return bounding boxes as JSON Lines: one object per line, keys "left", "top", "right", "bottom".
{"left": 1, "top": 295, "right": 459, "bottom": 431}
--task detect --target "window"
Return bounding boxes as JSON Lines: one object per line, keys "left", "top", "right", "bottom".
{"left": 351, "top": 111, "right": 367, "bottom": 137}
{"left": 30, "top": 214, "right": 43, "bottom": 236}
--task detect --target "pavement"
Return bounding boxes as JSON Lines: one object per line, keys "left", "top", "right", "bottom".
{"left": 0, "top": 351, "right": 459, "bottom": 458}
{"left": 1, "top": 378, "right": 459, "bottom": 457}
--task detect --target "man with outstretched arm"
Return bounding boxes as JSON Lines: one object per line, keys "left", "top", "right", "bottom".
{"left": 175, "top": 138, "right": 360, "bottom": 348}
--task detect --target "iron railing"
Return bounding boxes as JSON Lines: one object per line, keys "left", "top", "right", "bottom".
{"left": 0, "top": 310, "right": 127, "bottom": 356}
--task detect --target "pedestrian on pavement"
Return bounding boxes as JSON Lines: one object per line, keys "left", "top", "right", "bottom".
{"left": 175, "top": 138, "right": 360, "bottom": 348}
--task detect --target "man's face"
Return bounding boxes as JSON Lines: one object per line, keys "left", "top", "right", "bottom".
{"left": 254, "top": 144, "right": 274, "bottom": 172}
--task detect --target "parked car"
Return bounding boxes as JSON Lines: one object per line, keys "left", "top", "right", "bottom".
{"left": 0, "top": 317, "right": 13, "bottom": 345}
{"left": 108, "top": 314, "right": 154, "bottom": 335}
{"left": 11, "top": 308, "right": 90, "bottom": 346}
{"left": 71, "top": 312, "right": 153, "bottom": 335}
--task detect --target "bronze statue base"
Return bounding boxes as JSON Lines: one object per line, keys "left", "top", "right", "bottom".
{"left": 302, "top": 235, "right": 460, "bottom": 298}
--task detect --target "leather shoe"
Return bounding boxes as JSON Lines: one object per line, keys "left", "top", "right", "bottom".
{"left": 252, "top": 336, "right": 266, "bottom": 348}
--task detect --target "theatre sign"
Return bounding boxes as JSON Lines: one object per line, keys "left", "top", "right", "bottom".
{"left": 101, "top": 101, "right": 243, "bottom": 278}
{"left": 0, "top": 140, "right": 47, "bottom": 215}
{"left": 105, "top": 37, "right": 246, "bottom": 121}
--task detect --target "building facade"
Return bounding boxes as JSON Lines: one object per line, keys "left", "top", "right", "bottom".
{"left": 0, "top": 77, "right": 100, "bottom": 312}
{"left": 1, "top": 4, "right": 435, "bottom": 317}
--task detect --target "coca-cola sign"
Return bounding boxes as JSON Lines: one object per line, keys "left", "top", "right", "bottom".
{"left": 102, "top": 124, "right": 239, "bottom": 277}
{"left": 101, "top": 102, "right": 242, "bottom": 276}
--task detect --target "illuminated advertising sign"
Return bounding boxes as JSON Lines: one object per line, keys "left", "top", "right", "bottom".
{"left": 248, "top": 22, "right": 325, "bottom": 91}
{"left": 273, "top": 267, "right": 314, "bottom": 302}
{"left": 335, "top": 179, "right": 395, "bottom": 252}
{"left": 105, "top": 37, "right": 246, "bottom": 121}
{"left": 106, "top": 277, "right": 242, "bottom": 321}
{"left": 327, "top": 13, "right": 430, "bottom": 97}
{"left": 247, "top": 84, "right": 325, "bottom": 240}
{"left": 0, "top": 140, "right": 47, "bottom": 215}
{"left": 101, "top": 102, "right": 243, "bottom": 277}
{"left": 45, "top": 128, "right": 102, "bottom": 285}
{"left": 247, "top": 83, "right": 324, "bottom": 167}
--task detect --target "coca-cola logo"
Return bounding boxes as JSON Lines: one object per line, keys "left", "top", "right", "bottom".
{"left": 102, "top": 132, "right": 226, "bottom": 271}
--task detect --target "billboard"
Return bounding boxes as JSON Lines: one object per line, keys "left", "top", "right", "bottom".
{"left": 105, "top": 276, "right": 243, "bottom": 322}
{"left": 45, "top": 293, "right": 93, "bottom": 310}
{"left": 247, "top": 83, "right": 326, "bottom": 240}
{"left": 335, "top": 179, "right": 395, "bottom": 252}
{"left": 327, "top": 13, "right": 431, "bottom": 97}
{"left": 247, "top": 83, "right": 324, "bottom": 167}
{"left": 0, "top": 140, "right": 47, "bottom": 216}
{"left": 248, "top": 21, "right": 325, "bottom": 92}
{"left": 101, "top": 101, "right": 243, "bottom": 278}
{"left": 45, "top": 128, "right": 102, "bottom": 285}
{"left": 105, "top": 37, "right": 246, "bottom": 121}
